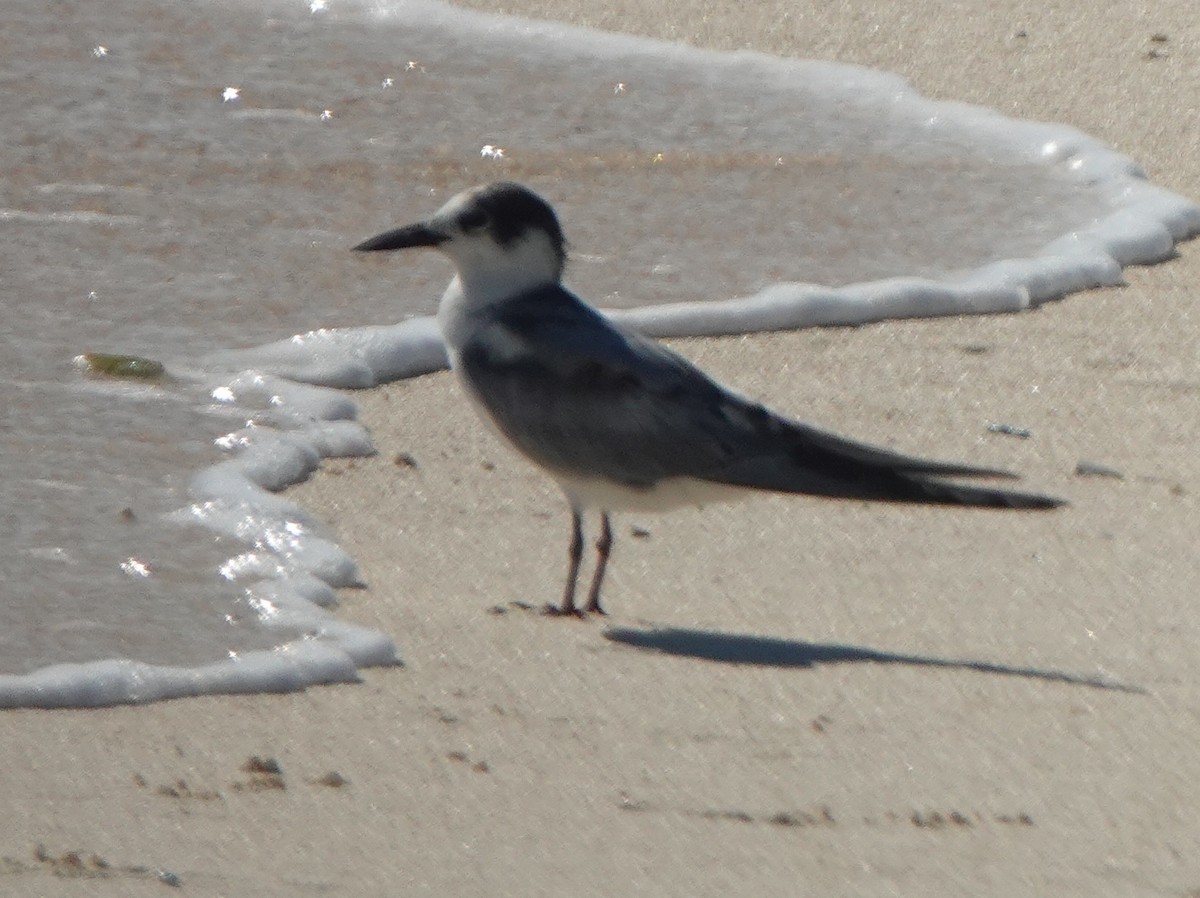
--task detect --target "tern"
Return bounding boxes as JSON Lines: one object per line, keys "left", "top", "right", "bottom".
{"left": 355, "top": 181, "right": 1064, "bottom": 616}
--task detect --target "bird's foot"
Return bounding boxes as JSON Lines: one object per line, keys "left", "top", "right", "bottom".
{"left": 541, "top": 602, "right": 597, "bottom": 619}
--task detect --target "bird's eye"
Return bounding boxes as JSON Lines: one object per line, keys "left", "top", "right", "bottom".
{"left": 459, "top": 209, "right": 489, "bottom": 231}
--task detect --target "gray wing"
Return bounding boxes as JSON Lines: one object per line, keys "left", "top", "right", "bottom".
{"left": 458, "top": 286, "right": 1062, "bottom": 509}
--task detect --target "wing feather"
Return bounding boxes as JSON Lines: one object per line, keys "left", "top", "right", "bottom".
{"left": 457, "top": 286, "right": 1062, "bottom": 509}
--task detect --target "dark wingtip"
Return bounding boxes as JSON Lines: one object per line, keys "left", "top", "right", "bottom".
{"left": 1011, "top": 493, "right": 1068, "bottom": 510}
{"left": 948, "top": 484, "right": 1068, "bottom": 510}
{"left": 353, "top": 222, "right": 445, "bottom": 252}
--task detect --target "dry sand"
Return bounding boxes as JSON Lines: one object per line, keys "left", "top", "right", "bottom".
{"left": 6, "top": 2, "right": 1199, "bottom": 895}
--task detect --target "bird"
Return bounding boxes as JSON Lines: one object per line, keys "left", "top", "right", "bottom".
{"left": 354, "top": 181, "right": 1064, "bottom": 616}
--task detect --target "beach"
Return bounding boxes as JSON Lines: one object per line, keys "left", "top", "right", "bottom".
{"left": 5, "top": 1, "right": 1199, "bottom": 895}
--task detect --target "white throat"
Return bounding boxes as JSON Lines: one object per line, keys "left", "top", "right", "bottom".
{"left": 437, "top": 229, "right": 563, "bottom": 351}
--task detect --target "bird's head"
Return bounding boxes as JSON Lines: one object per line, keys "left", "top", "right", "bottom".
{"left": 354, "top": 181, "right": 568, "bottom": 295}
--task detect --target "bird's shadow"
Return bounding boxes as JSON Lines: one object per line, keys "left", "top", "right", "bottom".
{"left": 603, "top": 626, "right": 1145, "bottom": 694}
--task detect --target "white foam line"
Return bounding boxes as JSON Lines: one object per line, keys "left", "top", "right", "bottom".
{"left": 172, "top": 4, "right": 1198, "bottom": 708}
{"left": 11, "top": 0, "right": 1196, "bottom": 708}
{"left": 0, "top": 209, "right": 140, "bottom": 226}
{"left": 230, "top": 108, "right": 325, "bottom": 122}
{"left": 0, "top": 641, "right": 366, "bottom": 710}
{"left": 36, "top": 182, "right": 151, "bottom": 196}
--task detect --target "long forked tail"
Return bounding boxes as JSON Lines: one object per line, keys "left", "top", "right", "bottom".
{"left": 698, "top": 406, "right": 1067, "bottom": 509}
{"left": 718, "top": 456, "right": 1067, "bottom": 508}
{"left": 711, "top": 428, "right": 1067, "bottom": 509}
{"left": 903, "top": 475, "right": 1065, "bottom": 510}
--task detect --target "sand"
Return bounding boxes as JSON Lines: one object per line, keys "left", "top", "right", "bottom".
{"left": 5, "top": 2, "right": 1199, "bottom": 895}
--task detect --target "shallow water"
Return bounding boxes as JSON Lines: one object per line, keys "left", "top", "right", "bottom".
{"left": 0, "top": 0, "right": 1193, "bottom": 704}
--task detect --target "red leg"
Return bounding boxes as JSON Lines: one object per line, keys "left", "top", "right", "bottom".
{"left": 583, "top": 512, "right": 613, "bottom": 615}
{"left": 553, "top": 509, "right": 584, "bottom": 615}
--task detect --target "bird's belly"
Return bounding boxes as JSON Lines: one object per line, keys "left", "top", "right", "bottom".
{"left": 446, "top": 348, "right": 752, "bottom": 513}
{"left": 553, "top": 473, "right": 753, "bottom": 513}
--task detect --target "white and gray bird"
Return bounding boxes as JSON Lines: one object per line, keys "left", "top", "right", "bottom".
{"left": 354, "top": 181, "right": 1064, "bottom": 616}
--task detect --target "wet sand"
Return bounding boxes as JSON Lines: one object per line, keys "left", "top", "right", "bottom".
{"left": 4, "top": 1, "right": 1198, "bottom": 895}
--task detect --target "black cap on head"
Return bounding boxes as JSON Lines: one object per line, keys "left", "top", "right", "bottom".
{"left": 352, "top": 181, "right": 567, "bottom": 269}
{"left": 465, "top": 182, "right": 565, "bottom": 260}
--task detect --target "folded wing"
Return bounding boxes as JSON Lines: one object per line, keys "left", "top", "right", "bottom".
{"left": 458, "top": 286, "right": 1063, "bottom": 510}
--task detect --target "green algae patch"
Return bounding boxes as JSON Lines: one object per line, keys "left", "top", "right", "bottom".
{"left": 76, "top": 352, "right": 166, "bottom": 380}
